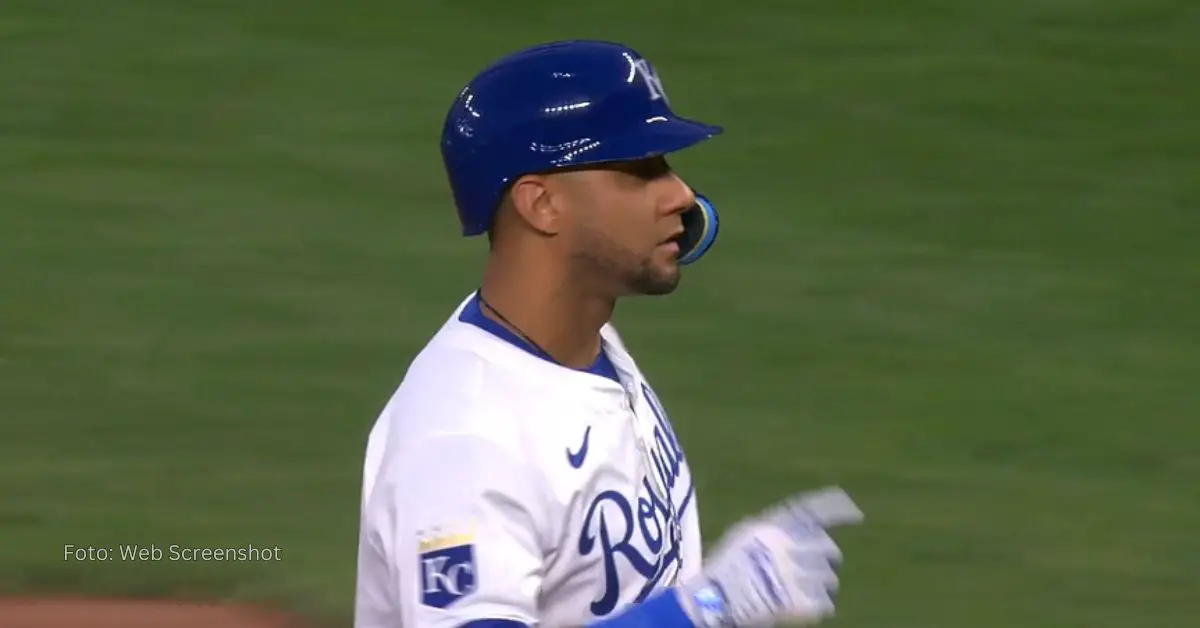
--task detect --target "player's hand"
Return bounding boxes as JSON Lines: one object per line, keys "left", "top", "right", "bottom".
{"left": 677, "top": 486, "right": 863, "bottom": 627}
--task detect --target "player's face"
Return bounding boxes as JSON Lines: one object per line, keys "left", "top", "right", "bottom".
{"left": 557, "top": 157, "right": 695, "bottom": 296}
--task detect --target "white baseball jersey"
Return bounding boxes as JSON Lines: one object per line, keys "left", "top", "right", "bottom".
{"left": 354, "top": 291, "right": 702, "bottom": 628}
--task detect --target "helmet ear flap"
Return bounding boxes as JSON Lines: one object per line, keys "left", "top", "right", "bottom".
{"left": 676, "top": 194, "right": 719, "bottom": 266}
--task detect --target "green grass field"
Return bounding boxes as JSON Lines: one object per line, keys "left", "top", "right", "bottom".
{"left": 2, "top": 1, "right": 1198, "bottom": 626}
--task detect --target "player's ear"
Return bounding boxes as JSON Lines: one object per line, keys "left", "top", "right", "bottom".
{"left": 509, "top": 175, "right": 563, "bottom": 236}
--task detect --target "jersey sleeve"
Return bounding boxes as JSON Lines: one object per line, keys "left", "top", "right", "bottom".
{"left": 359, "top": 432, "right": 546, "bottom": 628}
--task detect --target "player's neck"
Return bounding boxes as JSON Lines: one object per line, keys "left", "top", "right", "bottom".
{"left": 479, "top": 262, "right": 614, "bottom": 370}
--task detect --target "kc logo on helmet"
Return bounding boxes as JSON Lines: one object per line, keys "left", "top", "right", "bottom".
{"left": 418, "top": 527, "right": 478, "bottom": 609}
{"left": 632, "top": 57, "right": 670, "bottom": 104}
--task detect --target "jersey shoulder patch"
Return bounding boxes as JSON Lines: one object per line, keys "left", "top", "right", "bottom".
{"left": 419, "top": 527, "right": 478, "bottom": 609}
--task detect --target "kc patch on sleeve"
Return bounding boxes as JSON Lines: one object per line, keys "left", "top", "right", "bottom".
{"left": 418, "top": 528, "right": 478, "bottom": 609}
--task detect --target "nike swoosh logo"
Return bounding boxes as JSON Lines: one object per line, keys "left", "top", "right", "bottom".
{"left": 566, "top": 426, "right": 592, "bottom": 469}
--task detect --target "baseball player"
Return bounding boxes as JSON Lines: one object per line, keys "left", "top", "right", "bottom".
{"left": 354, "top": 40, "right": 863, "bottom": 628}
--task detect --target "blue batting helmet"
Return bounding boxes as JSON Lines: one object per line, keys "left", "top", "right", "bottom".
{"left": 440, "top": 40, "right": 722, "bottom": 265}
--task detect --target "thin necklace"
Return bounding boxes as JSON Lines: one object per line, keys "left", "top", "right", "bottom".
{"left": 476, "top": 292, "right": 561, "bottom": 364}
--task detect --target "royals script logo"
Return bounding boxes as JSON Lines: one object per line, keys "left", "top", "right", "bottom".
{"left": 578, "top": 383, "right": 691, "bottom": 617}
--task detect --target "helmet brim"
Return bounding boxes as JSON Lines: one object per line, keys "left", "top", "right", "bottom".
{"left": 563, "top": 114, "right": 723, "bottom": 167}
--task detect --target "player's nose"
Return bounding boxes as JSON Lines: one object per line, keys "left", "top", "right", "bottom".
{"left": 659, "top": 173, "right": 696, "bottom": 217}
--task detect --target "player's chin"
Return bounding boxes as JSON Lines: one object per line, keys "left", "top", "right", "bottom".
{"left": 636, "top": 262, "right": 682, "bottom": 296}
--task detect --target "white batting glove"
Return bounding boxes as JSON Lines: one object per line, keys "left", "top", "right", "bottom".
{"left": 676, "top": 487, "right": 863, "bottom": 627}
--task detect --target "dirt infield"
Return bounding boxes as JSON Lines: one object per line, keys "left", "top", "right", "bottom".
{"left": 0, "top": 597, "right": 315, "bottom": 628}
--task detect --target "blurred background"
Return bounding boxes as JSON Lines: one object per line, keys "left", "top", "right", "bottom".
{"left": 1, "top": 1, "right": 1197, "bottom": 626}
